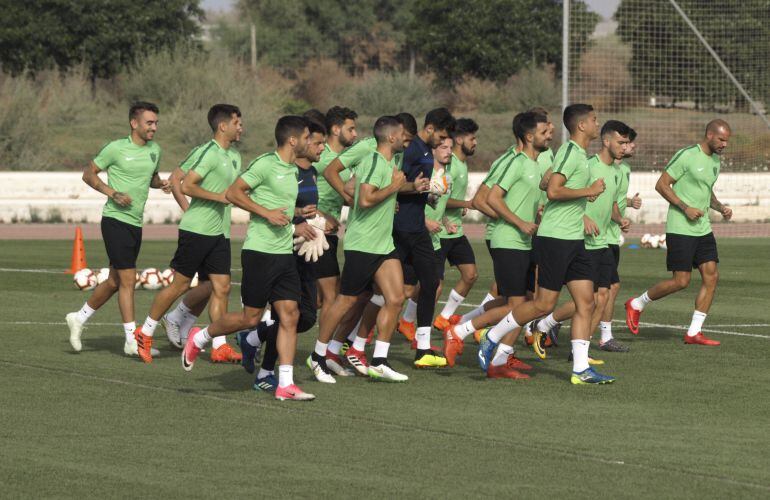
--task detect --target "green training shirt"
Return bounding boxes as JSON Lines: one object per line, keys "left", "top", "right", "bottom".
{"left": 665, "top": 145, "right": 720, "bottom": 237}
{"left": 584, "top": 155, "right": 620, "bottom": 250}
{"left": 439, "top": 153, "right": 469, "bottom": 239}
{"left": 337, "top": 137, "right": 377, "bottom": 176}
{"left": 538, "top": 140, "right": 590, "bottom": 241}
{"left": 344, "top": 151, "right": 398, "bottom": 255}
{"left": 240, "top": 152, "right": 298, "bottom": 254}
{"left": 490, "top": 152, "right": 542, "bottom": 250}
{"left": 607, "top": 161, "right": 631, "bottom": 245}
{"left": 482, "top": 146, "right": 518, "bottom": 241}
{"left": 93, "top": 136, "right": 161, "bottom": 227}
{"left": 314, "top": 143, "right": 349, "bottom": 221}
{"left": 179, "top": 140, "right": 241, "bottom": 237}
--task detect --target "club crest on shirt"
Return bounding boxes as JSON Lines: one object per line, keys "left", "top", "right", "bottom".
{"left": 713, "top": 166, "right": 717, "bottom": 177}
{"left": 232, "top": 160, "right": 238, "bottom": 169}
{"left": 150, "top": 152, "right": 157, "bottom": 163}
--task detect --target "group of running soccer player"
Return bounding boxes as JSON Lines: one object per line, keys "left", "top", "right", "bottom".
{"left": 65, "top": 100, "right": 733, "bottom": 401}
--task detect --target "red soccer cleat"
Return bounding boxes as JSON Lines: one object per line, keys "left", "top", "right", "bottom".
{"left": 508, "top": 355, "right": 533, "bottom": 371}
{"left": 443, "top": 326, "right": 465, "bottom": 368}
{"left": 398, "top": 319, "right": 416, "bottom": 341}
{"left": 210, "top": 343, "right": 242, "bottom": 363}
{"left": 684, "top": 332, "right": 721, "bottom": 346}
{"left": 625, "top": 298, "right": 642, "bottom": 335}
{"left": 344, "top": 347, "right": 369, "bottom": 376}
{"left": 134, "top": 327, "right": 153, "bottom": 364}
{"left": 487, "top": 357, "right": 531, "bottom": 380}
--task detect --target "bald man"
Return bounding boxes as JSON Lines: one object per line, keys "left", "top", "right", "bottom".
{"left": 625, "top": 119, "right": 732, "bottom": 346}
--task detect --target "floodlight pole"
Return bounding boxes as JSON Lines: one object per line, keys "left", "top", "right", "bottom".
{"left": 562, "top": 0, "right": 570, "bottom": 143}
{"left": 669, "top": 0, "right": 770, "bottom": 129}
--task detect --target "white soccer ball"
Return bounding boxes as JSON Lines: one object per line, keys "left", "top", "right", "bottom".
{"left": 659, "top": 234, "right": 667, "bottom": 250}
{"left": 160, "top": 268, "right": 175, "bottom": 287}
{"left": 429, "top": 167, "right": 449, "bottom": 196}
{"left": 190, "top": 273, "right": 199, "bottom": 288}
{"left": 134, "top": 271, "right": 141, "bottom": 289}
{"left": 649, "top": 235, "right": 660, "bottom": 249}
{"left": 141, "top": 268, "right": 163, "bottom": 290}
{"left": 73, "top": 268, "right": 97, "bottom": 291}
{"left": 618, "top": 234, "right": 625, "bottom": 247}
{"left": 641, "top": 233, "right": 651, "bottom": 248}
{"left": 96, "top": 267, "right": 110, "bottom": 284}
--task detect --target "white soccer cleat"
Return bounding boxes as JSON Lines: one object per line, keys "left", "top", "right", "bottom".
{"left": 124, "top": 338, "right": 159, "bottom": 357}
{"left": 66, "top": 312, "right": 84, "bottom": 352}
{"left": 367, "top": 362, "right": 408, "bottom": 382}
{"left": 306, "top": 355, "right": 336, "bottom": 384}
{"left": 161, "top": 314, "right": 182, "bottom": 349}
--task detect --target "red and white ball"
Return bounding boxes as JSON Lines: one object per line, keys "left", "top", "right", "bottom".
{"left": 73, "top": 268, "right": 97, "bottom": 291}
{"left": 96, "top": 267, "right": 110, "bottom": 285}
{"left": 141, "top": 268, "right": 163, "bottom": 290}
{"left": 160, "top": 268, "right": 175, "bottom": 287}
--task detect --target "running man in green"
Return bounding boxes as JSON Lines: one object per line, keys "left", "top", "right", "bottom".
{"left": 66, "top": 102, "right": 170, "bottom": 356}
{"left": 626, "top": 119, "right": 732, "bottom": 347}
{"left": 134, "top": 104, "right": 243, "bottom": 363}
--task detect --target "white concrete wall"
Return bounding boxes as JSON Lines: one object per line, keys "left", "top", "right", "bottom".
{"left": 1, "top": 171, "right": 769, "bottom": 224}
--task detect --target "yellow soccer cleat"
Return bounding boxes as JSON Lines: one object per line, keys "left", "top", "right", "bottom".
{"left": 414, "top": 351, "right": 448, "bottom": 368}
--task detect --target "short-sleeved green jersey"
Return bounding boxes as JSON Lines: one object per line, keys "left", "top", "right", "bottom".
{"left": 344, "top": 151, "right": 398, "bottom": 255}
{"left": 337, "top": 137, "right": 377, "bottom": 176}
{"left": 178, "top": 140, "right": 241, "bottom": 237}
{"left": 425, "top": 169, "right": 453, "bottom": 250}
{"left": 537, "top": 148, "right": 554, "bottom": 207}
{"left": 607, "top": 161, "right": 631, "bottom": 245}
{"left": 538, "top": 140, "right": 590, "bottom": 241}
{"left": 664, "top": 145, "right": 720, "bottom": 237}
{"left": 439, "top": 154, "right": 469, "bottom": 239}
{"left": 93, "top": 136, "right": 161, "bottom": 227}
{"left": 240, "top": 152, "right": 298, "bottom": 254}
{"left": 314, "top": 143, "right": 349, "bottom": 221}
{"left": 482, "top": 146, "right": 518, "bottom": 241}
{"left": 584, "top": 155, "right": 620, "bottom": 250}
{"left": 490, "top": 152, "right": 541, "bottom": 250}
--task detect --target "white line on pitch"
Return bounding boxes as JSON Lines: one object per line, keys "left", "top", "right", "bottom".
{"left": 0, "top": 267, "right": 61, "bottom": 273}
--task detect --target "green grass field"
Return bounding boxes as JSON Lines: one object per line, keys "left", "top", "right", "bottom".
{"left": 1, "top": 238, "right": 769, "bottom": 498}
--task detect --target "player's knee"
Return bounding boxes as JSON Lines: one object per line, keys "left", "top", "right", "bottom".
{"left": 673, "top": 274, "right": 691, "bottom": 290}
{"left": 704, "top": 268, "right": 719, "bottom": 287}
{"left": 596, "top": 288, "right": 610, "bottom": 306}
{"left": 533, "top": 298, "right": 556, "bottom": 317}
{"left": 281, "top": 306, "right": 300, "bottom": 326}
{"left": 213, "top": 281, "right": 231, "bottom": 297}
{"left": 463, "top": 269, "right": 479, "bottom": 285}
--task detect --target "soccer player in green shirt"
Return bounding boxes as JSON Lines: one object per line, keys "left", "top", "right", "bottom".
{"left": 625, "top": 119, "right": 732, "bottom": 346}
{"left": 66, "top": 102, "right": 170, "bottom": 356}
{"left": 446, "top": 111, "right": 550, "bottom": 375}
{"left": 478, "top": 104, "right": 614, "bottom": 385}
{"left": 182, "top": 116, "right": 319, "bottom": 401}
{"left": 316, "top": 116, "right": 410, "bottom": 382}
{"left": 433, "top": 118, "right": 480, "bottom": 332}
{"left": 134, "top": 104, "right": 243, "bottom": 363}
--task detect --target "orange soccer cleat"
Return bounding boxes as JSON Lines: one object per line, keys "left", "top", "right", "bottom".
{"left": 134, "top": 327, "right": 153, "bottom": 364}
{"left": 210, "top": 343, "right": 243, "bottom": 363}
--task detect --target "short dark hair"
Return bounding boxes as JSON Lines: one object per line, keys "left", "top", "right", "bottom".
{"left": 628, "top": 127, "right": 637, "bottom": 142}
{"left": 600, "top": 119, "right": 631, "bottom": 139}
{"left": 511, "top": 112, "right": 524, "bottom": 135}
{"left": 275, "top": 116, "right": 308, "bottom": 146}
{"left": 305, "top": 117, "right": 327, "bottom": 136}
{"left": 424, "top": 107, "right": 455, "bottom": 133}
{"left": 374, "top": 115, "right": 401, "bottom": 144}
{"left": 528, "top": 106, "right": 549, "bottom": 116}
{"left": 325, "top": 106, "right": 358, "bottom": 132}
{"left": 303, "top": 108, "right": 326, "bottom": 127}
{"left": 207, "top": 104, "right": 241, "bottom": 132}
{"left": 563, "top": 103, "right": 594, "bottom": 134}
{"left": 514, "top": 112, "right": 548, "bottom": 143}
{"left": 452, "top": 118, "right": 479, "bottom": 138}
{"left": 129, "top": 101, "right": 159, "bottom": 121}
{"left": 395, "top": 112, "right": 418, "bottom": 136}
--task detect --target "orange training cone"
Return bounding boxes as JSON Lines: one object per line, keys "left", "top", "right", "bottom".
{"left": 66, "top": 226, "right": 88, "bottom": 274}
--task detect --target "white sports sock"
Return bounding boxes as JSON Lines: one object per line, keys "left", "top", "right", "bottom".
{"left": 328, "top": 339, "right": 343, "bottom": 355}
{"left": 261, "top": 308, "right": 275, "bottom": 327}
{"left": 278, "top": 365, "right": 294, "bottom": 388}
{"left": 193, "top": 327, "right": 212, "bottom": 349}
{"left": 631, "top": 291, "right": 652, "bottom": 311}
{"left": 687, "top": 311, "right": 707, "bottom": 337}
{"left": 571, "top": 339, "right": 590, "bottom": 373}
{"left": 439, "top": 289, "right": 465, "bottom": 319}
{"left": 455, "top": 320, "right": 476, "bottom": 340}
{"left": 142, "top": 317, "right": 159, "bottom": 336}
{"left": 76, "top": 303, "right": 96, "bottom": 324}
{"left": 491, "top": 343, "right": 514, "bottom": 367}
{"left": 600, "top": 321, "right": 613, "bottom": 343}
{"left": 179, "top": 314, "right": 198, "bottom": 342}
{"left": 415, "top": 326, "right": 431, "bottom": 350}
{"left": 370, "top": 294, "right": 385, "bottom": 307}
{"left": 347, "top": 317, "right": 363, "bottom": 342}
{"left": 373, "top": 340, "right": 390, "bottom": 359}
{"left": 314, "top": 340, "right": 328, "bottom": 357}
{"left": 352, "top": 335, "right": 367, "bottom": 351}
{"left": 480, "top": 292, "right": 495, "bottom": 306}
{"left": 539, "top": 313, "right": 559, "bottom": 332}
{"left": 403, "top": 299, "right": 418, "bottom": 323}
{"left": 211, "top": 335, "right": 226, "bottom": 349}
{"left": 523, "top": 321, "right": 533, "bottom": 338}
{"left": 167, "top": 301, "right": 191, "bottom": 325}
{"left": 123, "top": 322, "right": 136, "bottom": 342}
{"left": 257, "top": 368, "right": 273, "bottom": 379}
{"left": 460, "top": 303, "right": 485, "bottom": 323}
{"left": 245, "top": 328, "right": 261, "bottom": 347}
{"left": 487, "top": 313, "right": 520, "bottom": 344}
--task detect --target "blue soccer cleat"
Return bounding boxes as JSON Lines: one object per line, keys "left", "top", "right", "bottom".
{"left": 570, "top": 367, "right": 616, "bottom": 385}
{"left": 236, "top": 330, "right": 259, "bottom": 374}
{"left": 253, "top": 373, "right": 277, "bottom": 393}
{"left": 477, "top": 329, "right": 497, "bottom": 371}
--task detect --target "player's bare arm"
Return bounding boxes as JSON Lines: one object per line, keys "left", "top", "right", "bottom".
{"left": 181, "top": 170, "right": 229, "bottom": 204}
{"left": 226, "top": 177, "right": 291, "bottom": 227}
{"left": 655, "top": 171, "right": 702, "bottom": 220}
{"left": 546, "top": 172, "right": 605, "bottom": 201}
{"left": 710, "top": 191, "right": 732, "bottom": 220}
{"left": 471, "top": 183, "right": 497, "bottom": 219}
{"left": 323, "top": 158, "right": 353, "bottom": 206}
{"left": 82, "top": 161, "right": 130, "bottom": 206}
{"left": 487, "top": 184, "right": 537, "bottom": 235}
{"left": 169, "top": 166, "right": 189, "bottom": 211}
{"left": 150, "top": 172, "right": 171, "bottom": 193}
{"left": 358, "top": 167, "right": 405, "bottom": 208}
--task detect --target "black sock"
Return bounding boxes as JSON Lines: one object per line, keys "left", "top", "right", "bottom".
{"left": 415, "top": 349, "right": 433, "bottom": 359}
{"left": 371, "top": 357, "right": 387, "bottom": 367}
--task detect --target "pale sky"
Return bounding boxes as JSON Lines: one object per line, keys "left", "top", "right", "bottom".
{"left": 200, "top": 0, "right": 622, "bottom": 19}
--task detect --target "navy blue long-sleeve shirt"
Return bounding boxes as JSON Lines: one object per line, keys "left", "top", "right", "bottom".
{"left": 394, "top": 135, "right": 433, "bottom": 233}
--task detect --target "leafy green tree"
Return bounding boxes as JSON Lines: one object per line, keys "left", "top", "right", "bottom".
{"left": 0, "top": 0, "right": 203, "bottom": 83}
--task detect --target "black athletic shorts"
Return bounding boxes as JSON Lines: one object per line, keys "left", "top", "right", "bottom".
{"left": 536, "top": 236, "right": 593, "bottom": 291}
{"left": 491, "top": 247, "right": 532, "bottom": 297}
{"left": 587, "top": 247, "right": 614, "bottom": 291}
{"left": 315, "top": 234, "right": 340, "bottom": 279}
{"left": 608, "top": 244, "right": 620, "bottom": 284}
{"left": 170, "top": 230, "right": 230, "bottom": 278}
{"left": 101, "top": 216, "right": 142, "bottom": 270}
{"left": 240, "top": 250, "right": 300, "bottom": 308}
{"left": 666, "top": 232, "right": 719, "bottom": 271}
{"left": 340, "top": 250, "right": 400, "bottom": 296}
{"left": 438, "top": 236, "right": 476, "bottom": 267}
